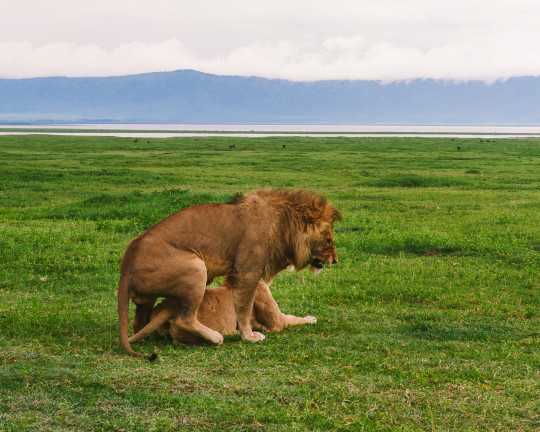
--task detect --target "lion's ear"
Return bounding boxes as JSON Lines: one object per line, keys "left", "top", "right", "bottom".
{"left": 299, "top": 205, "right": 319, "bottom": 224}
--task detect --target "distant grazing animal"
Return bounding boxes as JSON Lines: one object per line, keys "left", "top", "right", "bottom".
{"left": 282, "top": 145, "right": 286, "bottom": 149}
{"left": 118, "top": 188, "right": 341, "bottom": 359}
{"left": 229, "top": 144, "right": 236, "bottom": 149}
{"left": 128, "top": 281, "right": 316, "bottom": 345}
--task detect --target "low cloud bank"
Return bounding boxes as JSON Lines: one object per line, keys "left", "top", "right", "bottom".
{"left": 2, "top": 34, "right": 540, "bottom": 82}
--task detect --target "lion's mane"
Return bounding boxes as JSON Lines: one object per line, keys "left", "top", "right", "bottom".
{"left": 230, "top": 188, "right": 342, "bottom": 278}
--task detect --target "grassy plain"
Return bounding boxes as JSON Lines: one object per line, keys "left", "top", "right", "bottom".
{"left": 0, "top": 134, "right": 538, "bottom": 431}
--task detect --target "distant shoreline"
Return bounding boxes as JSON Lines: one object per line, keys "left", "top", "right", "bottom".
{"left": 1, "top": 124, "right": 540, "bottom": 138}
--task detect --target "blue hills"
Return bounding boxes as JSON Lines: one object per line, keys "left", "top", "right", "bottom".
{"left": 1, "top": 69, "right": 539, "bottom": 124}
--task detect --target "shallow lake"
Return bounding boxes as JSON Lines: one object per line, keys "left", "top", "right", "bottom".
{"left": 2, "top": 124, "right": 540, "bottom": 138}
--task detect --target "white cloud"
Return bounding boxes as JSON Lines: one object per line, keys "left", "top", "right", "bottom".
{"left": 1, "top": 1, "right": 540, "bottom": 81}
{"left": 0, "top": 40, "right": 194, "bottom": 78}
{"left": 322, "top": 36, "right": 368, "bottom": 52}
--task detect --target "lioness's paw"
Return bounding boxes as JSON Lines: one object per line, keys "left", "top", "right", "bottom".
{"left": 204, "top": 329, "right": 224, "bottom": 345}
{"left": 304, "top": 316, "right": 317, "bottom": 324}
{"left": 243, "top": 331, "right": 266, "bottom": 342}
{"left": 211, "top": 333, "right": 224, "bottom": 345}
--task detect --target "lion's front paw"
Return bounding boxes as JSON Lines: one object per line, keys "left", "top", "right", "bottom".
{"left": 304, "top": 316, "right": 317, "bottom": 324}
{"left": 242, "top": 331, "right": 266, "bottom": 342}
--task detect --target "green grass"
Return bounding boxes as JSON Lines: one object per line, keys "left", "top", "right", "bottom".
{"left": 0, "top": 134, "right": 538, "bottom": 431}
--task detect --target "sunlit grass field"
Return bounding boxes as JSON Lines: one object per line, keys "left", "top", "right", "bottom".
{"left": 0, "top": 134, "right": 538, "bottom": 431}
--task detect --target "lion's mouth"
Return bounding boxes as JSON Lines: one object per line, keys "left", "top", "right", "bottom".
{"left": 311, "top": 259, "right": 324, "bottom": 269}
{"left": 309, "top": 259, "right": 324, "bottom": 275}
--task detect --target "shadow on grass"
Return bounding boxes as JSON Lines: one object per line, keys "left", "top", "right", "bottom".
{"left": 372, "top": 173, "right": 469, "bottom": 188}
{"left": 401, "top": 321, "right": 523, "bottom": 342}
{"left": 336, "top": 226, "right": 466, "bottom": 257}
{"left": 16, "top": 189, "right": 234, "bottom": 234}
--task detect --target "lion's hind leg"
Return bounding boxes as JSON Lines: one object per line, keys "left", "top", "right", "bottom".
{"left": 166, "top": 255, "right": 224, "bottom": 345}
{"left": 172, "top": 309, "right": 224, "bottom": 344}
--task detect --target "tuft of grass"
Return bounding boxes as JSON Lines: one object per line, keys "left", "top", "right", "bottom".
{"left": 373, "top": 173, "right": 468, "bottom": 188}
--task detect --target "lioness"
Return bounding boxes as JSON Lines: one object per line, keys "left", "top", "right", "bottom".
{"left": 128, "top": 281, "right": 316, "bottom": 344}
{"left": 119, "top": 188, "right": 341, "bottom": 359}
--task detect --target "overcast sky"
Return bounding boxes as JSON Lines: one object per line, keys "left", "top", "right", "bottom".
{"left": 2, "top": 0, "right": 540, "bottom": 82}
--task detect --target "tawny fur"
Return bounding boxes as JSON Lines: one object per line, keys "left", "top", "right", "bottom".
{"left": 118, "top": 188, "right": 341, "bottom": 359}
{"left": 128, "top": 281, "right": 316, "bottom": 344}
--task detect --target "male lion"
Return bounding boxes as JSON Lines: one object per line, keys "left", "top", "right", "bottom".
{"left": 118, "top": 188, "right": 341, "bottom": 359}
{"left": 128, "top": 281, "right": 316, "bottom": 344}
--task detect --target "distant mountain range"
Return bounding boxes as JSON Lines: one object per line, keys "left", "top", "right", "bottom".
{"left": 1, "top": 69, "right": 540, "bottom": 125}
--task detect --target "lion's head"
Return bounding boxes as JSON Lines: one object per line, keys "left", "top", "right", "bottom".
{"left": 239, "top": 188, "right": 341, "bottom": 274}
{"left": 307, "top": 220, "right": 340, "bottom": 274}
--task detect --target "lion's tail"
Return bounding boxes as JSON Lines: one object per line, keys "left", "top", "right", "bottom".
{"left": 118, "top": 273, "right": 158, "bottom": 361}
{"left": 128, "top": 303, "right": 174, "bottom": 343}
